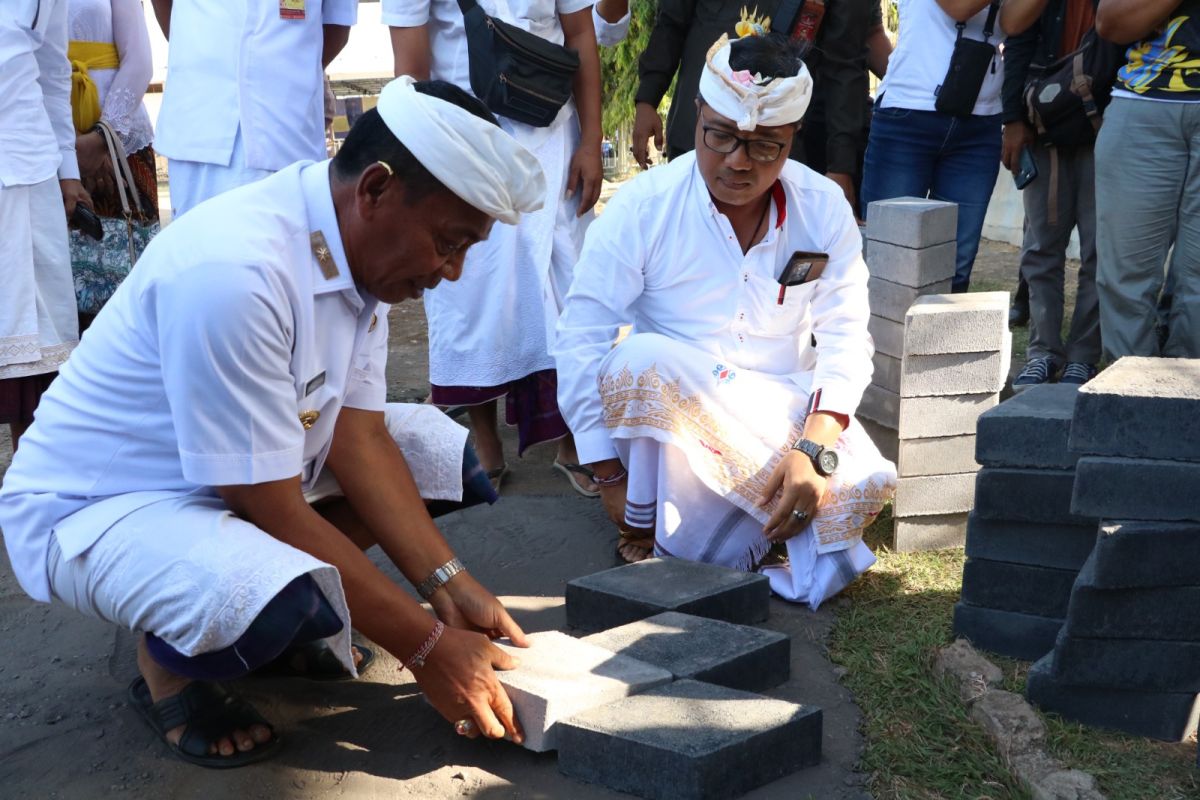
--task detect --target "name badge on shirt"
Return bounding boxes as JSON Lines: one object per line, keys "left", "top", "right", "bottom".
{"left": 280, "top": 0, "right": 306, "bottom": 19}
{"left": 304, "top": 371, "right": 326, "bottom": 397}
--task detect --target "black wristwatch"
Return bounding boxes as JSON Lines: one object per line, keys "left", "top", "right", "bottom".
{"left": 792, "top": 438, "right": 839, "bottom": 476}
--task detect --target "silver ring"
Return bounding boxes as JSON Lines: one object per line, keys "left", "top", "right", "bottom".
{"left": 791, "top": 510, "right": 808, "bottom": 524}
{"left": 454, "top": 718, "right": 475, "bottom": 736}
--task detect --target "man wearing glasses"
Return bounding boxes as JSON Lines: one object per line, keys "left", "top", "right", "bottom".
{"left": 553, "top": 31, "right": 895, "bottom": 608}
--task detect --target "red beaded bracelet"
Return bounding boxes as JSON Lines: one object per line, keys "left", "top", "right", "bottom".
{"left": 403, "top": 620, "right": 445, "bottom": 670}
{"left": 593, "top": 467, "right": 628, "bottom": 488}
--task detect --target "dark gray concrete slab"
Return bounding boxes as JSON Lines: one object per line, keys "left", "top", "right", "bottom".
{"left": 974, "top": 467, "right": 1094, "bottom": 526}
{"left": 582, "top": 611, "right": 790, "bottom": 693}
{"left": 959, "top": 558, "right": 1080, "bottom": 619}
{"left": 1065, "top": 552, "right": 1200, "bottom": 641}
{"left": 1090, "top": 520, "right": 1200, "bottom": 588}
{"left": 1027, "top": 655, "right": 1200, "bottom": 743}
{"left": 565, "top": 558, "right": 770, "bottom": 633}
{"left": 952, "top": 602, "right": 1063, "bottom": 661}
{"left": 557, "top": 679, "right": 822, "bottom": 800}
{"left": 964, "top": 513, "right": 1097, "bottom": 571}
{"left": 975, "top": 384, "right": 1080, "bottom": 469}
{"left": 1072, "top": 457, "right": 1200, "bottom": 522}
{"left": 1051, "top": 631, "right": 1200, "bottom": 692}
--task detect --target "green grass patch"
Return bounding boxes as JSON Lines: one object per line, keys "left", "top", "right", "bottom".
{"left": 830, "top": 507, "right": 1198, "bottom": 799}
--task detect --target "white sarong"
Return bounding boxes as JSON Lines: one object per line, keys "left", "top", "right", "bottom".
{"left": 601, "top": 333, "right": 896, "bottom": 609}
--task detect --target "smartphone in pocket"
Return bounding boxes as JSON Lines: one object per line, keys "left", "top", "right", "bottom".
{"left": 1014, "top": 146, "right": 1038, "bottom": 190}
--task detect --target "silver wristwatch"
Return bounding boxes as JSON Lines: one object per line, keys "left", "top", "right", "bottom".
{"left": 416, "top": 557, "right": 466, "bottom": 600}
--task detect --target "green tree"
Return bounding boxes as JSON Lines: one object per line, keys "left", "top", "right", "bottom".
{"left": 599, "top": 0, "right": 662, "bottom": 135}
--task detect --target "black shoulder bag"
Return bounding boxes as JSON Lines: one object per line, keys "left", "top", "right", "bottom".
{"left": 935, "top": 0, "right": 1001, "bottom": 117}
{"left": 1023, "top": 28, "right": 1125, "bottom": 148}
{"left": 456, "top": 0, "right": 580, "bottom": 127}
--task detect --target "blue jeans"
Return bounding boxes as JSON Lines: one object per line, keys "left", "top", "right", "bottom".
{"left": 861, "top": 106, "right": 1003, "bottom": 291}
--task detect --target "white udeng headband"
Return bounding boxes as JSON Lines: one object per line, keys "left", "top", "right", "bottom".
{"left": 697, "top": 34, "right": 813, "bottom": 131}
{"left": 376, "top": 76, "right": 546, "bottom": 225}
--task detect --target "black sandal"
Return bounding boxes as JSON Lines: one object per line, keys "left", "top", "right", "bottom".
{"left": 128, "top": 677, "right": 280, "bottom": 768}
{"left": 257, "top": 641, "right": 374, "bottom": 681}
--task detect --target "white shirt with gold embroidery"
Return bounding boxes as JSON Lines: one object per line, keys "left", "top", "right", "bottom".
{"left": 554, "top": 152, "right": 874, "bottom": 465}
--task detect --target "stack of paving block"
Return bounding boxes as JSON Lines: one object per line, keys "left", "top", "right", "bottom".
{"left": 859, "top": 197, "right": 958, "bottom": 431}
{"left": 952, "top": 384, "right": 1096, "bottom": 659}
{"left": 892, "top": 293, "right": 1011, "bottom": 551}
{"left": 490, "top": 558, "right": 823, "bottom": 800}
{"left": 1025, "top": 357, "right": 1200, "bottom": 742}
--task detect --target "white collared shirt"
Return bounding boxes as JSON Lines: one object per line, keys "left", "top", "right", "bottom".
{"left": 0, "top": 0, "right": 80, "bottom": 186}
{"left": 554, "top": 153, "right": 874, "bottom": 465}
{"left": 153, "top": 0, "right": 357, "bottom": 170}
{"left": 0, "top": 159, "right": 386, "bottom": 602}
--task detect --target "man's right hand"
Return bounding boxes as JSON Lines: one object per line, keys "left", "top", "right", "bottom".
{"left": 1002, "top": 121, "right": 1034, "bottom": 174}
{"left": 631, "top": 102, "right": 665, "bottom": 170}
{"left": 411, "top": 625, "right": 524, "bottom": 743}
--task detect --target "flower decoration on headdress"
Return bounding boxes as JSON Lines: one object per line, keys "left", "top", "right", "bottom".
{"left": 734, "top": 6, "right": 771, "bottom": 38}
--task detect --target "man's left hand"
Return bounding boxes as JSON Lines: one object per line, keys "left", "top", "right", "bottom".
{"left": 60, "top": 178, "right": 93, "bottom": 220}
{"left": 758, "top": 450, "right": 827, "bottom": 543}
{"left": 567, "top": 141, "right": 603, "bottom": 217}
{"left": 429, "top": 571, "right": 530, "bottom": 646}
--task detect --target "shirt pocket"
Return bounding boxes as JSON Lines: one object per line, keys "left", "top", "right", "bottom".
{"left": 746, "top": 272, "right": 817, "bottom": 337}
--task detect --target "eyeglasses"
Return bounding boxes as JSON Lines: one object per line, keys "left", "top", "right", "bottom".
{"left": 700, "top": 114, "right": 788, "bottom": 163}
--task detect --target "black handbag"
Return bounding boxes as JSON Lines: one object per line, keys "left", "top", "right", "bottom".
{"left": 935, "top": 0, "right": 1001, "bottom": 117}
{"left": 456, "top": 0, "right": 580, "bottom": 127}
{"left": 1023, "top": 28, "right": 1125, "bottom": 148}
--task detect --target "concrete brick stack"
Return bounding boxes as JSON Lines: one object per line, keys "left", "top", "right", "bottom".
{"left": 892, "top": 292, "right": 1010, "bottom": 551}
{"left": 952, "top": 384, "right": 1096, "bottom": 660}
{"left": 1026, "top": 357, "right": 1200, "bottom": 741}
{"left": 484, "top": 558, "right": 825, "bottom": 799}
{"left": 859, "top": 197, "right": 958, "bottom": 431}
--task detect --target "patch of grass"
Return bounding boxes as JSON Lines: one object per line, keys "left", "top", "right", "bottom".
{"left": 833, "top": 508, "right": 1198, "bottom": 800}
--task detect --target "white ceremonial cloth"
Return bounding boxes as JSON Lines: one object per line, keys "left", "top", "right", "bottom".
{"left": 154, "top": 0, "right": 357, "bottom": 171}
{"left": 698, "top": 34, "right": 813, "bottom": 131}
{"left": 0, "top": 160, "right": 463, "bottom": 660}
{"left": 382, "top": 0, "right": 594, "bottom": 388}
{"left": 554, "top": 152, "right": 875, "bottom": 466}
{"left": 0, "top": 178, "right": 78, "bottom": 378}
{"left": 68, "top": 0, "right": 155, "bottom": 154}
{"left": 0, "top": 0, "right": 80, "bottom": 186}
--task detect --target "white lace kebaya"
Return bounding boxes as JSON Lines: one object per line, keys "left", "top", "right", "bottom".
{"left": 68, "top": 0, "right": 154, "bottom": 154}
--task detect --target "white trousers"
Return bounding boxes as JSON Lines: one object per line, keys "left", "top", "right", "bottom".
{"left": 167, "top": 127, "right": 273, "bottom": 219}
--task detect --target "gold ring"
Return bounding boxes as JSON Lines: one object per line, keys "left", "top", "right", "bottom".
{"left": 454, "top": 718, "right": 474, "bottom": 736}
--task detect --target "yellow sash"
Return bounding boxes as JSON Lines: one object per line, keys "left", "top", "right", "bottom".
{"left": 68, "top": 41, "right": 121, "bottom": 134}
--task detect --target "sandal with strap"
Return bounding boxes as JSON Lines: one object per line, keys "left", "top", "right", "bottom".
{"left": 553, "top": 460, "right": 601, "bottom": 498}
{"left": 128, "top": 676, "right": 281, "bottom": 768}
{"left": 617, "top": 527, "right": 655, "bottom": 564}
{"left": 257, "top": 641, "right": 374, "bottom": 681}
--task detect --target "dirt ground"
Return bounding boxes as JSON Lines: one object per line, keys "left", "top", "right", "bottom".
{"left": 0, "top": 231, "right": 1033, "bottom": 799}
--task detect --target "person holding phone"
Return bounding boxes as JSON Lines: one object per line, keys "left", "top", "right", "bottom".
{"left": 553, "top": 31, "right": 895, "bottom": 609}
{"left": 0, "top": 0, "right": 91, "bottom": 449}
{"left": 1003, "top": 0, "right": 1107, "bottom": 389}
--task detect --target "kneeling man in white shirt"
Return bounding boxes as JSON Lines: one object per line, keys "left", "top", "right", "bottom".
{"left": 554, "top": 31, "right": 897, "bottom": 609}
{"left": 0, "top": 78, "right": 545, "bottom": 767}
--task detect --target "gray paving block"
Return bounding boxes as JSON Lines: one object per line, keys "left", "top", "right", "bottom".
{"left": 582, "top": 611, "right": 790, "bottom": 693}
{"left": 899, "top": 392, "right": 999, "bottom": 439}
{"left": 1072, "top": 456, "right": 1200, "bottom": 522}
{"left": 872, "top": 351, "right": 902, "bottom": 394}
{"left": 952, "top": 602, "right": 1063, "bottom": 661}
{"left": 868, "top": 313, "right": 905, "bottom": 359}
{"left": 894, "top": 513, "right": 968, "bottom": 551}
{"left": 1064, "top": 553, "right": 1200, "bottom": 641}
{"left": 974, "top": 467, "right": 1093, "bottom": 525}
{"left": 964, "top": 513, "right": 1097, "bottom": 571}
{"left": 868, "top": 275, "right": 952, "bottom": 322}
{"left": 1090, "top": 520, "right": 1200, "bottom": 588}
{"left": 976, "top": 384, "right": 1080, "bottom": 469}
{"left": 895, "top": 472, "right": 977, "bottom": 517}
{"left": 903, "top": 292, "right": 1010, "bottom": 355}
{"left": 1069, "top": 356, "right": 1200, "bottom": 461}
{"left": 565, "top": 557, "right": 770, "bottom": 633}
{"left": 1027, "top": 654, "right": 1200, "bottom": 742}
{"left": 557, "top": 679, "right": 823, "bottom": 800}
{"left": 960, "top": 558, "right": 1079, "bottom": 619}
{"left": 898, "top": 434, "right": 978, "bottom": 477}
{"left": 900, "top": 349, "right": 1008, "bottom": 398}
{"left": 865, "top": 197, "right": 958, "bottom": 250}
{"left": 493, "top": 632, "right": 673, "bottom": 751}
{"left": 859, "top": 383, "right": 899, "bottom": 429}
{"left": 1051, "top": 631, "right": 1200, "bottom": 692}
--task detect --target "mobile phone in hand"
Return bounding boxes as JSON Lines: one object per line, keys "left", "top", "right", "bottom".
{"left": 1014, "top": 146, "right": 1038, "bottom": 190}
{"left": 71, "top": 204, "right": 104, "bottom": 241}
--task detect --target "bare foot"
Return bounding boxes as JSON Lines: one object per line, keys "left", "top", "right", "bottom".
{"left": 617, "top": 526, "right": 655, "bottom": 563}
{"left": 136, "top": 635, "right": 273, "bottom": 757}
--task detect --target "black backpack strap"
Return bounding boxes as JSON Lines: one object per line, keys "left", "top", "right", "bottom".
{"left": 982, "top": 0, "right": 1001, "bottom": 42}
{"left": 456, "top": 0, "right": 478, "bottom": 15}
